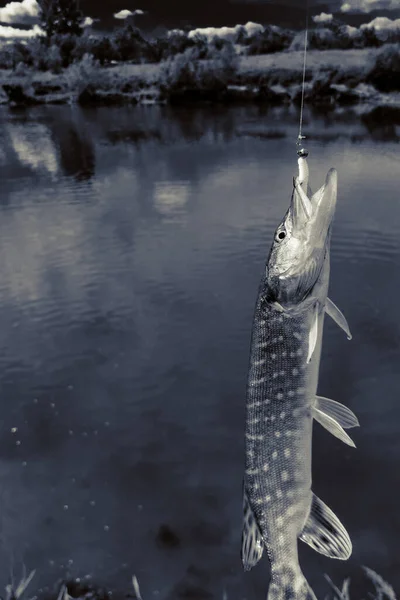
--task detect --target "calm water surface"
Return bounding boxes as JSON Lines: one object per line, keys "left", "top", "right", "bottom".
{"left": 0, "top": 104, "right": 399, "bottom": 599}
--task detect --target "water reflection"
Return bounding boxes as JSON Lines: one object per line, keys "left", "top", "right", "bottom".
{"left": 0, "top": 104, "right": 398, "bottom": 598}
{"left": 7, "top": 123, "right": 59, "bottom": 176}
{"left": 50, "top": 118, "right": 96, "bottom": 181}
{"left": 361, "top": 106, "right": 400, "bottom": 142}
{"left": 1, "top": 104, "right": 399, "bottom": 187}
{"left": 154, "top": 182, "right": 190, "bottom": 218}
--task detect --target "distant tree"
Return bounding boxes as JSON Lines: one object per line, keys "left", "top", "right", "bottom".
{"left": 235, "top": 25, "right": 249, "bottom": 45}
{"left": 91, "top": 37, "right": 117, "bottom": 65}
{"left": 367, "top": 43, "right": 400, "bottom": 92}
{"left": 323, "top": 17, "right": 346, "bottom": 35}
{"left": 10, "top": 41, "right": 34, "bottom": 67}
{"left": 71, "top": 32, "right": 96, "bottom": 61}
{"left": 247, "top": 26, "right": 293, "bottom": 55}
{"left": 112, "top": 23, "right": 149, "bottom": 61}
{"left": 156, "top": 31, "right": 194, "bottom": 60}
{"left": 386, "top": 30, "right": 400, "bottom": 45}
{"left": 38, "top": 0, "right": 84, "bottom": 40}
{"left": 360, "top": 28, "right": 382, "bottom": 48}
{"left": 51, "top": 33, "right": 78, "bottom": 67}
{"left": 188, "top": 33, "right": 209, "bottom": 59}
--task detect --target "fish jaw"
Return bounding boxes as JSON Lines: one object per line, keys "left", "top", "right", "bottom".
{"left": 291, "top": 162, "right": 337, "bottom": 242}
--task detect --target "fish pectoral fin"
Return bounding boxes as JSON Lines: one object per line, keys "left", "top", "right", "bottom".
{"left": 307, "top": 304, "right": 319, "bottom": 364}
{"left": 316, "top": 396, "right": 359, "bottom": 429}
{"left": 299, "top": 493, "right": 352, "bottom": 560}
{"left": 241, "top": 488, "right": 264, "bottom": 571}
{"left": 325, "top": 297, "right": 352, "bottom": 340}
{"left": 312, "top": 406, "right": 356, "bottom": 447}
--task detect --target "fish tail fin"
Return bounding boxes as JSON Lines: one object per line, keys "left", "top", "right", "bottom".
{"left": 267, "top": 569, "right": 317, "bottom": 600}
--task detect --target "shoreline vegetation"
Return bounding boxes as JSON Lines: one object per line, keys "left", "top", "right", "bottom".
{"left": 0, "top": 24, "right": 399, "bottom": 111}
{"left": 5, "top": 565, "right": 398, "bottom": 600}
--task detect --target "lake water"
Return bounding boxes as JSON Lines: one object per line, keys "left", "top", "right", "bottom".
{"left": 0, "top": 103, "right": 399, "bottom": 599}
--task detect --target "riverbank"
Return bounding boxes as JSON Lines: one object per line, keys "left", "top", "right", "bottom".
{"left": 0, "top": 47, "right": 399, "bottom": 111}
{"left": 7, "top": 566, "right": 397, "bottom": 600}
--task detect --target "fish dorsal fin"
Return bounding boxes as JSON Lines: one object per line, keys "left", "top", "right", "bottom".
{"left": 325, "top": 298, "right": 352, "bottom": 340}
{"left": 312, "top": 406, "right": 356, "bottom": 447}
{"left": 307, "top": 304, "right": 319, "bottom": 364}
{"left": 316, "top": 396, "right": 359, "bottom": 429}
{"left": 300, "top": 493, "right": 352, "bottom": 560}
{"left": 241, "top": 488, "right": 264, "bottom": 571}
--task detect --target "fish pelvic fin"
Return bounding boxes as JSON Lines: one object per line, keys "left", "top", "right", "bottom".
{"left": 315, "top": 396, "right": 359, "bottom": 429}
{"left": 325, "top": 297, "right": 352, "bottom": 340}
{"left": 312, "top": 404, "right": 356, "bottom": 447}
{"left": 241, "top": 488, "right": 264, "bottom": 571}
{"left": 300, "top": 493, "right": 352, "bottom": 560}
{"left": 307, "top": 303, "right": 319, "bottom": 364}
{"left": 267, "top": 569, "right": 317, "bottom": 600}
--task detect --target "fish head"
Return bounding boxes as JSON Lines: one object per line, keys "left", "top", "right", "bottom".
{"left": 266, "top": 161, "right": 337, "bottom": 308}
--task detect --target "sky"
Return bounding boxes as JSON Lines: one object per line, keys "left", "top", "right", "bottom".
{"left": 75, "top": 0, "right": 400, "bottom": 30}
{"left": 0, "top": 0, "right": 400, "bottom": 38}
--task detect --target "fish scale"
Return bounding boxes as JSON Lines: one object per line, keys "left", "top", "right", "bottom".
{"left": 245, "top": 299, "right": 320, "bottom": 567}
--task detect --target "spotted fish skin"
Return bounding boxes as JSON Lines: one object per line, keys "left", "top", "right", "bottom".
{"left": 244, "top": 285, "right": 323, "bottom": 563}
{"left": 244, "top": 284, "right": 323, "bottom": 575}
{"left": 242, "top": 161, "right": 353, "bottom": 599}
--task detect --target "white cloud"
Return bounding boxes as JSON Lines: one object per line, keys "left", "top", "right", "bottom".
{"left": 360, "top": 16, "right": 400, "bottom": 30}
{"left": 188, "top": 21, "right": 264, "bottom": 42}
{"left": 114, "top": 9, "right": 144, "bottom": 19}
{"left": 340, "top": 0, "right": 399, "bottom": 13}
{"left": 114, "top": 9, "right": 133, "bottom": 19}
{"left": 244, "top": 21, "right": 265, "bottom": 37}
{"left": 345, "top": 24, "right": 359, "bottom": 36}
{"left": 0, "top": 22, "right": 43, "bottom": 38}
{"left": 0, "top": 0, "right": 39, "bottom": 24}
{"left": 312, "top": 12, "right": 334, "bottom": 23}
{"left": 167, "top": 28, "right": 185, "bottom": 37}
{"left": 82, "top": 16, "right": 95, "bottom": 27}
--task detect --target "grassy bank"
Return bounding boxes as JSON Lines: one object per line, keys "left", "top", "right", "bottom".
{"left": 5, "top": 565, "right": 398, "bottom": 600}
{"left": 1, "top": 45, "right": 399, "bottom": 110}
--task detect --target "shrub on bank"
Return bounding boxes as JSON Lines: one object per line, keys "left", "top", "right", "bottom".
{"left": 247, "top": 26, "right": 294, "bottom": 55}
{"left": 153, "top": 31, "right": 196, "bottom": 61}
{"left": 0, "top": 41, "right": 34, "bottom": 69}
{"left": 366, "top": 43, "right": 400, "bottom": 92}
{"left": 159, "top": 45, "right": 239, "bottom": 96}
{"left": 63, "top": 53, "right": 107, "bottom": 93}
{"left": 0, "top": 43, "right": 18, "bottom": 69}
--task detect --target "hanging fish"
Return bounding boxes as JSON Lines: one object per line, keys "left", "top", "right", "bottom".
{"left": 241, "top": 153, "right": 358, "bottom": 600}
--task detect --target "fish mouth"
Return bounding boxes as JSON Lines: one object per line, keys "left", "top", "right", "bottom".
{"left": 268, "top": 161, "right": 338, "bottom": 304}
{"left": 291, "top": 163, "right": 337, "bottom": 243}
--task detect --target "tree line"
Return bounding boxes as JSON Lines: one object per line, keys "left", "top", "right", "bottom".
{"left": 0, "top": 0, "right": 399, "bottom": 72}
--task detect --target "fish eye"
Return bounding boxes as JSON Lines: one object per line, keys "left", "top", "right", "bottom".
{"left": 275, "top": 229, "right": 287, "bottom": 242}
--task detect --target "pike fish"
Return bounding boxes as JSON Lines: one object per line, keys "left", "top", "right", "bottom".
{"left": 241, "top": 156, "right": 359, "bottom": 600}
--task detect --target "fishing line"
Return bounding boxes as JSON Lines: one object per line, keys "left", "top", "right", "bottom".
{"left": 297, "top": 0, "right": 310, "bottom": 158}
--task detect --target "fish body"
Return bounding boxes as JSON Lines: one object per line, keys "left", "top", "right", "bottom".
{"left": 242, "top": 158, "right": 357, "bottom": 600}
